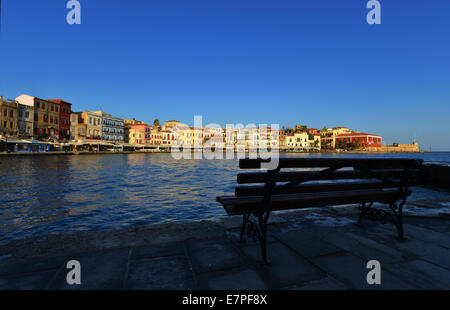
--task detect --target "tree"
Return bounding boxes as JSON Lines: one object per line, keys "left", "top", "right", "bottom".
{"left": 153, "top": 119, "right": 160, "bottom": 127}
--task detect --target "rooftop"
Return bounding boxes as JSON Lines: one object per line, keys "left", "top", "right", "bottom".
{"left": 336, "top": 133, "right": 381, "bottom": 137}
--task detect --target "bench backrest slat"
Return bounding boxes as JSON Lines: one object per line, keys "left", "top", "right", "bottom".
{"left": 237, "top": 169, "right": 419, "bottom": 184}
{"left": 239, "top": 158, "right": 423, "bottom": 170}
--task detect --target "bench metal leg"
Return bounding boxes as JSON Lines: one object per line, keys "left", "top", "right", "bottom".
{"left": 240, "top": 214, "right": 250, "bottom": 243}
{"left": 391, "top": 202, "right": 405, "bottom": 240}
{"left": 238, "top": 211, "right": 271, "bottom": 265}
{"left": 357, "top": 202, "right": 366, "bottom": 226}
{"left": 258, "top": 211, "right": 271, "bottom": 266}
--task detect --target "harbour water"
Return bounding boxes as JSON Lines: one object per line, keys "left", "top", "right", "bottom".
{"left": 1, "top": 152, "right": 450, "bottom": 245}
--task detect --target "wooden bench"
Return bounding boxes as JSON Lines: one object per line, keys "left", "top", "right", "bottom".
{"left": 217, "top": 158, "right": 423, "bottom": 264}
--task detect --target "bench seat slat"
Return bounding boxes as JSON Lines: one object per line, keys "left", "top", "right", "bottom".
{"left": 217, "top": 188, "right": 404, "bottom": 215}
{"left": 239, "top": 158, "right": 423, "bottom": 169}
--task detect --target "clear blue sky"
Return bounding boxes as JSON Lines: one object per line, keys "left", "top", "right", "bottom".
{"left": 0, "top": 0, "right": 449, "bottom": 150}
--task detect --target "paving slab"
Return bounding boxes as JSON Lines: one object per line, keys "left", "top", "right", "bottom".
{"left": 197, "top": 268, "right": 269, "bottom": 290}
{"left": 273, "top": 229, "right": 343, "bottom": 258}
{"left": 385, "top": 260, "right": 450, "bottom": 290}
{"left": 315, "top": 228, "right": 405, "bottom": 264}
{"left": 404, "top": 217, "right": 450, "bottom": 234}
{"left": 311, "top": 252, "right": 420, "bottom": 290}
{"left": 130, "top": 242, "right": 185, "bottom": 260}
{"left": 397, "top": 224, "right": 450, "bottom": 249}
{"left": 392, "top": 239, "right": 450, "bottom": 270}
{"left": 343, "top": 231, "right": 408, "bottom": 262}
{"left": 48, "top": 247, "right": 130, "bottom": 290}
{"left": 0, "top": 270, "right": 58, "bottom": 290}
{"left": 124, "top": 255, "right": 194, "bottom": 290}
{"left": 186, "top": 239, "right": 247, "bottom": 274}
{"left": 281, "top": 276, "right": 349, "bottom": 290}
{"left": 239, "top": 242, "right": 323, "bottom": 288}
{"left": 0, "top": 254, "right": 67, "bottom": 277}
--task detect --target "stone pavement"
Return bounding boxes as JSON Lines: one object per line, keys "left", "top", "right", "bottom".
{"left": 1, "top": 212, "right": 449, "bottom": 290}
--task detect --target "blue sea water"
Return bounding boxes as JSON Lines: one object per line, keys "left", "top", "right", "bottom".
{"left": 0, "top": 152, "right": 449, "bottom": 245}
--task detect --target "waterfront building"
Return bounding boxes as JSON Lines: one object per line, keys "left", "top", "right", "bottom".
{"left": 48, "top": 99, "right": 72, "bottom": 142}
{"left": 234, "top": 127, "right": 258, "bottom": 150}
{"left": 225, "top": 126, "right": 238, "bottom": 149}
{"left": 70, "top": 112, "right": 87, "bottom": 141}
{"left": 286, "top": 133, "right": 295, "bottom": 148}
{"left": 81, "top": 111, "right": 102, "bottom": 140}
{"left": 162, "top": 120, "right": 181, "bottom": 131}
{"left": 92, "top": 111, "right": 125, "bottom": 143}
{"left": 127, "top": 123, "right": 151, "bottom": 145}
{"left": 277, "top": 130, "right": 286, "bottom": 149}
{"left": 294, "top": 132, "right": 309, "bottom": 151}
{"left": 186, "top": 127, "right": 203, "bottom": 147}
{"left": 308, "top": 133, "right": 321, "bottom": 151}
{"left": 124, "top": 119, "right": 143, "bottom": 143}
{"left": 320, "top": 126, "right": 352, "bottom": 149}
{"left": 0, "top": 97, "right": 19, "bottom": 138}
{"left": 202, "top": 126, "right": 225, "bottom": 149}
{"left": 285, "top": 131, "right": 309, "bottom": 151}
{"left": 150, "top": 127, "right": 163, "bottom": 145}
{"left": 17, "top": 100, "right": 34, "bottom": 138}
{"left": 173, "top": 125, "right": 189, "bottom": 147}
{"left": 161, "top": 130, "right": 176, "bottom": 147}
{"left": 335, "top": 132, "right": 382, "bottom": 149}
{"left": 16, "top": 94, "right": 60, "bottom": 140}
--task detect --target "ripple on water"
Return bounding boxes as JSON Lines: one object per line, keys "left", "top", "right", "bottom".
{"left": 1, "top": 152, "right": 450, "bottom": 245}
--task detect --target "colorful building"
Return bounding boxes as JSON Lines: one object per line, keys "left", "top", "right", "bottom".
{"left": 150, "top": 127, "right": 163, "bottom": 145}
{"left": 161, "top": 130, "right": 176, "bottom": 147}
{"left": 16, "top": 94, "right": 60, "bottom": 140}
{"left": 320, "top": 127, "right": 352, "bottom": 149}
{"left": 70, "top": 112, "right": 87, "bottom": 141}
{"left": 308, "top": 133, "right": 321, "bottom": 151}
{"left": 81, "top": 111, "right": 102, "bottom": 140}
{"left": 48, "top": 99, "right": 72, "bottom": 142}
{"left": 127, "top": 123, "right": 151, "bottom": 145}
{"left": 92, "top": 111, "right": 124, "bottom": 143}
{"left": 18, "top": 99, "right": 34, "bottom": 138}
{"left": 277, "top": 130, "right": 286, "bottom": 149}
{"left": 335, "top": 133, "right": 382, "bottom": 149}
{"left": 0, "top": 97, "right": 19, "bottom": 138}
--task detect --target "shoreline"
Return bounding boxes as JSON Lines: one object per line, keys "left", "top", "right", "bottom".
{"left": 1, "top": 203, "right": 449, "bottom": 261}
{"left": 0, "top": 149, "right": 429, "bottom": 157}
{"left": 2, "top": 207, "right": 450, "bottom": 264}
